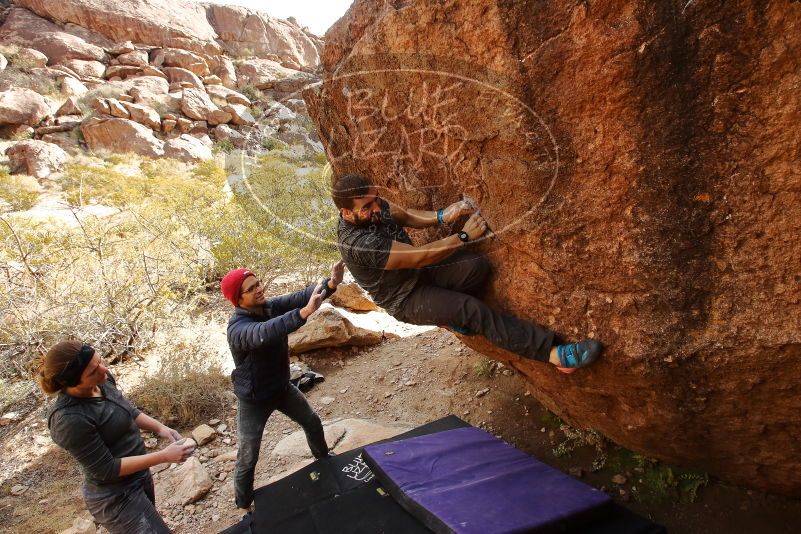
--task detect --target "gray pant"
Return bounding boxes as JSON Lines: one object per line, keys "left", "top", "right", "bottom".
{"left": 83, "top": 471, "right": 170, "bottom": 534}
{"left": 396, "top": 250, "right": 555, "bottom": 362}
{"left": 234, "top": 383, "right": 328, "bottom": 509}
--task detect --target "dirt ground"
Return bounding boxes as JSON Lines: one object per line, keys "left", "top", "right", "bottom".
{"left": 2, "top": 327, "right": 801, "bottom": 533}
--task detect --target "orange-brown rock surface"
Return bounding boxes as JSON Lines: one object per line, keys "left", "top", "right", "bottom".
{"left": 305, "top": 0, "right": 801, "bottom": 496}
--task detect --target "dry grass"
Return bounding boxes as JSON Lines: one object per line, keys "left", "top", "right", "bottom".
{"left": 0, "top": 167, "right": 41, "bottom": 212}
{"left": 129, "top": 341, "right": 231, "bottom": 429}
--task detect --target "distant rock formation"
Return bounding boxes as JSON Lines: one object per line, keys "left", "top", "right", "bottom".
{"left": 0, "top": 0, "right": 323, "bottom": 163}
{"left": 11, "top": 0, "right": 322, "bottom": 68}
{"left": 305, "top": 0, "right": 801, "bottom": 496}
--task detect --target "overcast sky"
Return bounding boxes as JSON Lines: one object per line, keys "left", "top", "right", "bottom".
{"left": 199, "top": 0, "right": 354, "bottom": 36}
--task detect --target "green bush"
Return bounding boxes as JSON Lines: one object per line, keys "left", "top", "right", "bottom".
{"left": 604, "top": 449, "right": 710, "bottom": 503}
{"left": 212, "top": 138, "right": 236, "bottom": 155}
{"left": 261, "top": 137, "right": 287, "bottom": 151}
{"left": 1, "top": 151, "right": 339, "bottom": 378}
{"left": 233, "top": 153, "right": 338, "bottom": 283}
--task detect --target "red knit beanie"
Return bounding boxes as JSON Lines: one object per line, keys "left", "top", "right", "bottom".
{"left": 220, "top": 268, "right": 254, "bottom": 307}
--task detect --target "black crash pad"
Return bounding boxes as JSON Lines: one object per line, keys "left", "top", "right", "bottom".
{"left": 220, "top": 416, "right": 666, "bottom": 534}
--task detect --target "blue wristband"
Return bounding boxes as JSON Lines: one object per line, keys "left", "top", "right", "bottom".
{"left": 437, "top": 208, "right": 445, "bottom": 224}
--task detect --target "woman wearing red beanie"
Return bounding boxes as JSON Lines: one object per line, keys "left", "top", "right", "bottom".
{"left": 221, "top": 261, "right": 344, "bottom": 514}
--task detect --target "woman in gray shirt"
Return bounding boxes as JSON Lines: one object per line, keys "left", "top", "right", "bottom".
{"left": 39, "top": 341, "right": 195, "bottom": 534}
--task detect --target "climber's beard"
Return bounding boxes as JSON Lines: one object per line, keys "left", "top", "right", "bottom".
{"left": 352, "top": 211, "right": 381, "bottom": 226}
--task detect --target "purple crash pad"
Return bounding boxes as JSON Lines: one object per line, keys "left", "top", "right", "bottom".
{"left": 363, "top": 426, "right": 612, "bottom": 534}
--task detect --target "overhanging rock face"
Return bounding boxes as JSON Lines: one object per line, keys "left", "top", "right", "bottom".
{"left": 304, "top": 0, "right": 801, "bottom": 496}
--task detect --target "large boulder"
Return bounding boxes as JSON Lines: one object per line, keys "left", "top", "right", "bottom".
{"left": 205, "top": 84, "right": 251, "bottom": 107}
{"left": 157, "top": 456, "right": 212, "bottom": 506}
{"left": 216, "top": 57, "right": 237, "bottom": 89}
{"left": 0, "top": 88, "right": 51, "bottom": 127}
{"left": 163, "top": 134, "right": 213, "bottom": 162}
{"left": 288, "top": 304, "right": 384, "bottom": 353}
{"left": 120, "top": 102, "right": 161, "bottom": 131}
{"left": 81, "top": 117, "right": 164, "bottom": 158}
{"left": 330, "top": 282, "right": 380, "bottom": 312}
{"left": 160, "top": 48, "right": 209, "bottom": 77}
{"left": 5, "top": 140, "right": 69, "bottom": 179}
{"left": 0, "top": 8, "right": 106, "bottom": 64}
{"left": 236, "top": 59, "right": 297, "bottom": 90}
{"left": 305, "top": 0, "right": 801, "bottom": 497}
{"left": 180, "top": 87, "right": 218, "bottom": 121}
{"left": 108, "top": 75, "right": 170, "bottom": 96}
{"left": 212, "top": 124, "right": 246, "bottom": 148}
{"left": 269, "top": 71, "right": 319, "bottom": 95}
{"left": 14, "top": 0, "right": 219, "bottom": 51}
{"left": 55, "top": 96, "right": 81, "bottom": 116}
{"left": 60, "top": 76, "right": 88, "bottom": 96}
{"left": 205, "top": 4, "right": 321, "bottom": 68}
{"left": 14, "top": 47, "right": 48, "bottom": 68}
{"left": 104, "top": 65, "right": 141, "bottom": 80}
{"left": 115, "top": 49, "right": 149, "bottom": 68}
{"left": 223, "top": 104, "right": 255, "bottom": 126}
{"left": 58, "top": 58, "right": 106, "bottom": 78}
{"left": 163, "top": 66, "right": 203, "bottom": 89}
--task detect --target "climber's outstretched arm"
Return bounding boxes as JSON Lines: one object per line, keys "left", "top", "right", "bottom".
{"left": 389, "top": 200, "right": 476, "bottom": 229}
{"left": 384, "top": 212, "right": 488, "bottom": 269}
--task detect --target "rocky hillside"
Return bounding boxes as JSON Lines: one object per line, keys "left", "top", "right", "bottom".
{"left": 0, "top": 0, "right": 322, "bottom": 174}
{"left": 305, "top": 0, "right": 801, "bottom": 497}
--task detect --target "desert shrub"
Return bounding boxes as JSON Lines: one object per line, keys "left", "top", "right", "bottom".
{"left": 261, "top": 137, "right": 287, "bottom": 151}
{"left": 1, "top": 158, "right": 220, "bottom": 377}
{"left": 1, "top": 151, "right": 338, "bottom": 379}
{"left": 0, "top": 66, "right": 60, "bottom": 96}
{"left": 310, "top": 151, "right": 329, "bottom": 166}
{"left": 212, "top": 138, "right": 236, "bottom": 155}
{"left": 233, "top": 153, "right": 338, "bottom": 283}
{"left": 0, "top": 167, "right": 40, "bottom": 211}
{"left": 234, "top": 48, "right": 255, "bottom": 59}
{"left": 0, "top": 206, "right": 211, "bottom": 378}
{"left": 239, "top": 84, "right": 264, "bottom": 102}
{"left": 129, "top": 342, "right": 231, "bottom": 428}
{"left": 0, "top": 44, "right": 19, "bottom": 58}
{"left": 474, "top": 357, "right": 496, "bottom": 377}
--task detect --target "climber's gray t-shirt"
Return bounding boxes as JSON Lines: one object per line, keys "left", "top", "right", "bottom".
{"left": 337, "top": 199, "right": 420, "bottom": 315}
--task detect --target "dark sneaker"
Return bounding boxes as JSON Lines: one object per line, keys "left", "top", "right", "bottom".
{"left": 441, "top": 324, "right": 476, "bottom": 336}
{"left": 556, "top": 339, "right": 602, "bottom": 373}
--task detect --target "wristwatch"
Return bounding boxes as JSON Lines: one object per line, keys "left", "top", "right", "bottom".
{"left": 457, "top": 231, "right": 470, "bottom": 243}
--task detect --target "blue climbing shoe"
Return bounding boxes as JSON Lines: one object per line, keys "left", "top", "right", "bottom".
{"left": 556, "top": 339, "right": 602, "bottom": 374}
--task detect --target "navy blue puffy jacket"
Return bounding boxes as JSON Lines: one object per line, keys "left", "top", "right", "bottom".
{"left": 226, "top": 283, "right": 317, "bottom": 401}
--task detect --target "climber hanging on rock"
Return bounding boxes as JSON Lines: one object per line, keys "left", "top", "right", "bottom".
{"left": 331, "top": 174, "right": 602, "bottom": 373}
